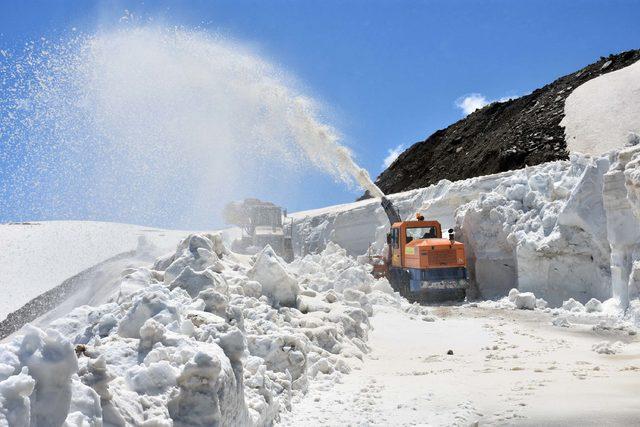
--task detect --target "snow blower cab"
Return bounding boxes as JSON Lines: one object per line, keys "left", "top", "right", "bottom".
{"left": 380, "top": 197, "right": 468, "bottom": 301}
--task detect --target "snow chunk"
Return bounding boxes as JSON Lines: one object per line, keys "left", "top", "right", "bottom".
{"left": 514, "top": 292, "right": 536, "bottom": 310}
{"left": 297, "top": 295, "right": 331, "bottom": 313}
{"left": 372, "top": 278, "right": 394, "bottom": 295}
{"left": 246, "top": 333, "right": 308, "bottom": 382}
{"left": 592, "top": 341, "right": 624, "bottom": 354}
{"left": 117, "top": 288, "right": 179, "bottom": 339}
{"left": 562, "top": 298, "right": 585, "bottom": 312}
{"left": 169, "top": 266, "right": 227, "bottom": 298}
{"left": 168, "top": 348, "right": 245, "bottom": 426}
{"left": 164, "top": 234, "right": 225, "bottom": 284}
{"left": 17, "top": 326, "right": 78, "bottom": 427}
{"left": 247, "top": 245, "right": 299, "bottom": 307}
{"left": 0, "top": 367, "right": 35, "bottom": 427}
{"left": 536, "top": 298, "right": 548, "bottom": 309}
{"left": 552, "top": 317, "right": 571, "bottom": 328}
{"left": 585, "top": 298, "right": 604, "bottom": 313}
{"left": 64, "top": 377, "right": 102, "bottom": 425}
{"left": 125, "top": 361, "right": 177, "bottom": 394}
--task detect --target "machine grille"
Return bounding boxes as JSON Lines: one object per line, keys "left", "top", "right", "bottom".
{"left": 427, "top": 250, "right": 458, "bottom": 266}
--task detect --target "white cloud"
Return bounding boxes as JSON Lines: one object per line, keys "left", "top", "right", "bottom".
{"left": 455, "top": 93, "right": 519, "bottom": 116}
{"left": 382, "top": 144, "right": 405, "bottom": 168}
{"left": 455, "top": 93, "right": 489, "bottom": 116}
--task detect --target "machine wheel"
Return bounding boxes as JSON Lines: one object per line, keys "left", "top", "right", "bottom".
{"left": 387, "top": 268, "right": 411, "bottom": 298}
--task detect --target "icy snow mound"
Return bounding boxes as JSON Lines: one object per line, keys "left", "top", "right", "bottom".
{"left": 562, "top": 59, "right": 640, "bottom": 155}
{"left": 248, "top": 245, "right": 300, "bottom": 307}
{"left": 592, "top": 340, "right": 624, "bottom": 355}
{"left": 0, "top": 234, "right": 398, "bottom": 425}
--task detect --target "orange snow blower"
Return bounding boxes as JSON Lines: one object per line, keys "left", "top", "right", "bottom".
{"left": 378, "top": 196, "right": 468, "bottom": 301}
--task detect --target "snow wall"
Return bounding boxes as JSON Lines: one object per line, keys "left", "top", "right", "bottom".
{"left": 290, "top": 146, "right": 640, "bottom": 307}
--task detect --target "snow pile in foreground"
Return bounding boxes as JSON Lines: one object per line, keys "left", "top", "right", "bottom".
{"left": 0, "top": 235, "right": 397, "bottom": 425}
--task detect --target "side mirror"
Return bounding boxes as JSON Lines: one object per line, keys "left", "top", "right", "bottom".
{"left": 386, "top": 233, "right": 391, "bottom": 244}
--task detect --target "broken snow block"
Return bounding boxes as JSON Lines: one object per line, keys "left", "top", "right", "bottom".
{"left": 591, "top": 341, "right": 624, "bottom": 354}
{"left": 535, "top": 298, "right": 548, "bottom": 309}
{"left": 324, "top": 290, "right": 338, "bottom": 304}
{"left": 585, "top": 298, "right": 603, "bottom": 313}
{"left": 185, "top": 310, "right": 226, "bottom": 328}
{"left": 514, "top": 292, "right": 536, "bottom": 310}
{"left": 247, "top": 245, "right": 299, "bottom": 307}
{"left": 17, "top": 327, "right": 78, "bottom": 427}
{"left": 169, "top": 267, "right": 227, "bottom": 299}
{"left": 164, "top": 234, "right": 225, "bottom": 284}
{"left": 0, "top": 368, "right": 35, "bottom": 426}
{"left": 118, "top": 290, "right": 179, "bottom": 339}
{"left": 168, "top": 349, "right": 231, "bottom": 426}
{"left": 552, "top": 317, "right": 571, "bottom": 328}
{"left": 139, "top": 318, "right": 167, "bottom": 351}
{"left": 197, "top": 288, "right": 228, "bottom": 316}
{"left": 562, "top": 298, "right": 585, "bottom": 312}
{"left": 296, "top": 295, "right": 331, "bottom": 314}
{"left": 240, "top": 280, "right": 262, "bottom": 299}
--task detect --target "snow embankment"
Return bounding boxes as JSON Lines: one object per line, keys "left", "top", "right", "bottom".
{"left": 0, "top": 221, "right": 191, "bottom": 322}
{"left": 292, "top": 146, "right": 640, "bottom": 309}
{"left": 0, "top": 234, "right": 400, "bottom": 425}
{"left": 561, "top": 58, "right": 640, "bottom": 155}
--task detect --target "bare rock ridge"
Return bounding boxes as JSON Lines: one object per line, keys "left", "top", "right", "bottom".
{"left": 367, "top": 49, "right": 640, "bottom": 197}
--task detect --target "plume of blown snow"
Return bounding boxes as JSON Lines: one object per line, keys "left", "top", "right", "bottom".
{"left": 0, "top": 25, "right": 383, "bottom": 227}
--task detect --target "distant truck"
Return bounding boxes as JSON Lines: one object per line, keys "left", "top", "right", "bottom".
{"left": 223, "top": 198, "right": 293, "bottom": 261}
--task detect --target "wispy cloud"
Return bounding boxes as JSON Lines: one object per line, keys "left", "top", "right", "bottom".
{"left": 455, "top": 93, "right": 518, "bottom": 116}
{"left": 455, "top": 93, "right": 489, "bottom": 116}
{"left": 383, "top": 144, "right": 405, "bottom": 168}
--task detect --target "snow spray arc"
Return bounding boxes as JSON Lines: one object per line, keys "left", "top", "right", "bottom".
{"left": 0, "top": 26, "right": 384, "bottom": 227}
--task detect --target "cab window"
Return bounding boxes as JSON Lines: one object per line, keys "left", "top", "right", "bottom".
{"left": 405, "top": 226, "right": 437, "bottom": 243}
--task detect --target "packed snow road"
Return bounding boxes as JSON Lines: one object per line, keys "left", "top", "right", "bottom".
{"left": 280, "top": 304, "right": 640, "bottom": 426}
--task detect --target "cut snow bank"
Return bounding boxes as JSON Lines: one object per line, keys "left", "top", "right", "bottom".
{"left": 562, "top": 59, "right": 640, "bottom": 155}
{"left": 291, "top": 146, "right": 640, "bottom": 308}
{"left": 0, "top": 234, "right": 400, "bottom": 425}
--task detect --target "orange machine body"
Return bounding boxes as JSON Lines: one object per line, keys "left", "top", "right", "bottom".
{"left": 389, "top": 220, "right": 467, "bottom": 270}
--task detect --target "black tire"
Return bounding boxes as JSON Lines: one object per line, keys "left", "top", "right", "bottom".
{"left": 419, "top": 288, "right": 466, "bottom": 304}
{"left": 388, "top": 267, "right": 410, "bottom": 297}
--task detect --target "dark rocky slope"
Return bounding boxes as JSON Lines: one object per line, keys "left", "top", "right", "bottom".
{"left": 370, "top": 49, "right": 640, "bottom": 197}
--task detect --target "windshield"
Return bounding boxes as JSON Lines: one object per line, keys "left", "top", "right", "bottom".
{"left": 406, "top": 226, "right": 437, "bottom": 243}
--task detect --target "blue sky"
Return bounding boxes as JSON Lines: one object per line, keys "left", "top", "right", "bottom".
{"left": 1, "top": 0, "right": 639, "bottom": 228}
